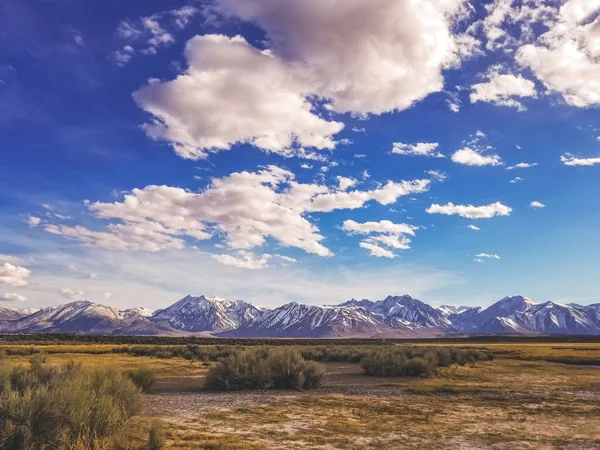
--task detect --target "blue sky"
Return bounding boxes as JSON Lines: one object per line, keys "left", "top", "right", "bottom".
{"left": 1, "top": 0, "right": 600, "bottom": 309}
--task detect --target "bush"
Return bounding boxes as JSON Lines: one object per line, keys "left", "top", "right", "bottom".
{"left": 206, "top": 348, "right": 324, "bottom": 391}
{"left": 148, "top": 420, "right": 166, "bottom": 450}
{"left": 268, "top": 349, "right": 324, "bottom": 390}
{"left": 0, "top": 357, "right": 142, "bottom": 449}
{"left": 360, "top": 346, "right": 490, "bottom": 378}
{"left": 206, "top": 349, "right": 271, "bottom": 391}
{"left": 125, "top": 367, "right": 156, "bottom": 392}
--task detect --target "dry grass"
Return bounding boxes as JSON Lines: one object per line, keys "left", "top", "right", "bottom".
{"left": 2, "top": 341, "right": 600, "bottom": 448}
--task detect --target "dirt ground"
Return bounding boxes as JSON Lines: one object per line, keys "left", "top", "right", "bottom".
{"left": 143, "top": 360, "right": 600, "bottom": 449}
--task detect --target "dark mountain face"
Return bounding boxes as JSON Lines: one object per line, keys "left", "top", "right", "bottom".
{"left": 1, "top": 294, "right": 599, "bottom": 336}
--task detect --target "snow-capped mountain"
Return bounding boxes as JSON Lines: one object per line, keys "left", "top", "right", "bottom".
{"left": 341, "top": 295, "right": 450, "bottom": 328}
{"left": 0, "top": 294, "right": 599, "bottom": 336}
{"left": 436, "top": 305, "right": 474, "bottom": 316}
{"left": 232, "top": 302, "right": 406, "bottom": 338}
{"left": 152, "top": 295, "right": 264, "bottom": 332}
{"left": 0, "top": 306, "right": 31, "bottom": 321}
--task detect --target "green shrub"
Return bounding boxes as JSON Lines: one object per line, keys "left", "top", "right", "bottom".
{"left": 206, "top": 349, "right": 271, "bottom": 391}
{"left": 360, "top": 346, "right": 489, "bottom": 378}
{"left": 0, "top": 358, "right": 142, "bottom": 449}
{"left": 125, "top": 367, "right": 156, "bottom": 392}
{"left": 268, "top": 349, "right": 324, "bottom": 390}
{"left": 206, "top": 348, "right": 324, "bottom": 391}
{"left": 148, "top": 420, "right": 166, "bottom": 450}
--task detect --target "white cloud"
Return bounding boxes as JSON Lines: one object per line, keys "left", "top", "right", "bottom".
{"left": 336, "top": 176, "right": 357, "bottom": 191}
{"left": 451, "top": 147, "right": 502, "bottom": 166}
{"left": 45, "top": 166, "right": 430, "bottom": 258}
{"left": 216, "top": 0, "right": 476, "bottom": 115}
{"left": 111, "top": 45, "right": 135, "bottom": 66}
{"left": 45, "top": 224, "right": 186, "bottom": 253}
{"left": 509, "top": 176, "right": 523, "bottom": 183}
{"left": 516, "top": 0, "right": 600, "bottom": 107}
{"left": 26, "top": 216, "right": 41, "bottom": 227}
{"left": 468, "top": 224, "right": 481, "bottom": 231}
{"left": 68, "top": 264, "right": 77, "bottom": 272}
{"left": 479, "top": 0, "right": 557, "bottom": 52}
{"left": 560, "top": 153, "right": 600, "bottom": 166}
{"left": 530, "top": 201, "right": 545, "bottom": 208}
{"left": 112, "top": 7, "right": 198, "bottom": 64}
{"left": 0, "top": 293, "right": 26, "bottom": 302}
{"left": 0, "top": 263, "right": 31, "bottom": 287}
{"left": 447, "top": 101, "right": 461, "bottom": 112}
{"left": 470, "top": 70, "right": 536, "bottom": 110}
{"left": 475, "top": 253, "right": 500, "bottom": 259}
{"left": 392, "top": 142, "right": 443, "bottom": 158}
{"left": 506, "top": 162, "right": 538, "bottom": 170}
{"left": 427, "top": 170, "right": 447, "bottom": 182}
{"left": 89, "top": 273, "right": 98, "bottom": 279}
{"left": 276, "top": 255, "right": 297, "bottom": 264}
{"left": 0, "top": 254, "right": 22, "bottom": 265}
{"left": 104, "top": 292, "right": 113, "bottom": 299}
{"left": 58, "top": 288, "right": 84, "bottom": 300}
{"left": 359, "top": 242, "right": 396, "bottom": 258}
{"left": 342, "top": 220, "right": 417, "bottom": 236}
{"left": 343, "top": 219, "right": 417, "bottom": 258}
{"left": 133, "top": 34, "right": 344, "bottom": 160}
{"left": 212, "top": 251, "right": 271, "bottom": 270}
{"left": 426, "top": 202, "right": 512, "bottom": 219}
{"left": 300, "top": 163, "right": 312, "bottom": 170}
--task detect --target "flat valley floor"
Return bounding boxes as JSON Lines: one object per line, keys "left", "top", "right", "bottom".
{"left": 2, "top": 340, "right": 600, "bottom": 449}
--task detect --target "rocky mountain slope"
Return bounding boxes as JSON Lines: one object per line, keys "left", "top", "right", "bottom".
{"left": 1, "top": 294, "right": 599, "bottom": 337}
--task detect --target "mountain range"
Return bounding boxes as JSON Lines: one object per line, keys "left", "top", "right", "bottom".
{"left": 1, "top": 294, "right": 599, "bottom": 337}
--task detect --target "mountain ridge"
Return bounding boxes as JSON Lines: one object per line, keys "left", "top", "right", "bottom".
{"left": 1, "top": 294, "right": 599, "bottom": 337}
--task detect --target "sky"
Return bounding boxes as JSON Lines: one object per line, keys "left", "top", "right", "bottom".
{"left": 1, "top": 0, "right": 600, "bottom": 310}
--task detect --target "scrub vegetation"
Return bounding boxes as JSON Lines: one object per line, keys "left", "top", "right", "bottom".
{"left": 0, "top": 336, "right": 599, "bottom": 449}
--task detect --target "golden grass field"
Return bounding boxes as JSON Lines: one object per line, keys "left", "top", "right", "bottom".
{"left": 2, "top": 340, "right": 600, "bottom": 449}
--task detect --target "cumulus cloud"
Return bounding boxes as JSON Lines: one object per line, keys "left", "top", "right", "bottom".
{"left": 470, "top": 70, "right": 537, "bottom": 111}
{"left": 104, "top": 292, "right": 113, "bottom": 299}
{"left": 216, "top": 0, "right": 475, "bottom": 115}
{"left": 530, "top": 201, "right": 545, "bottom": 208}
{"left": 0, "top": 293, "right": 26, "bottom": 302}
{"left": 451, "top": 147, "right": 502, "bottom": 166}
{"left": 392, "top": 142, "right": 443, "bottom": 158}
{"left": 336, "top": 176, "right": 357, "bottom": 191}
{"left": 560, "top": 153, "right": 600, "bottom": 166}
{"left": 509, "top": 176, "right": 523, "bottom": 183}
{"left": 212, "top": 250, "right": 271, "bottom": 270}
{"left": 58, "top": 288, "right": 84, "bottom": 300}
{"left": 134, "top": 35, "right": 343, "bottom": 159}
{"left": 342, "top": 219, "right": 417, "bottom": 258}
{"left": 468, "top": 224, "right": 481, "bottom": 230}
{"left": 507, "top": 162, "right": 538, "bottom": 170}
{"left": 479, "top": 0, "right": 557, "bottom": 52}
{"left": 45, "top": 166, "right": 430, "bottom": 258}
{"left": 426, "top": 202, "right": 512, "bottom": 219}
{"left": 359, "top": 242, "right": 396, "bottom": 258}
{"left": 516, "top": 0, "right": 600, "bottom": 107}
{"left": 0, "top": 263, "right": 31, "bottom": 287}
